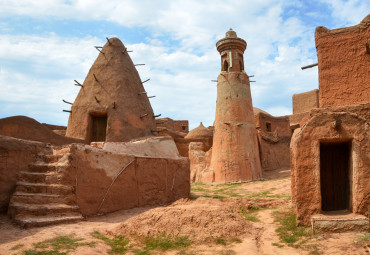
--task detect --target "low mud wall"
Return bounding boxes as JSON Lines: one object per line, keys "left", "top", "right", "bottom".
{"left": 0, "top": 136, "right": 49, "bottom": 212}
{"left": 70, "top": 145, "right": 190, "bottom": 216}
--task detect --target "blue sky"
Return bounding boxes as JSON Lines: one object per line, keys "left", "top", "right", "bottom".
{"left": 0, "top": 0, "right": 368, "bottom": 129}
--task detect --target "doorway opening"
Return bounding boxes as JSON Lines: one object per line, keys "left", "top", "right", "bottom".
{"left": 320, "top": 142, "right": 351, "bottom": 212}
{"left": 91, "top": 115, "right": 107, "bottom": 142}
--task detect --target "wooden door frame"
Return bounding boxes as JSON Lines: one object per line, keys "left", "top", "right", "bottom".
{"left": 318, "top": 139, "right": 353, "bottom": 213}
{"left": 86, "top": 111, "right": 108, "bottom": 144}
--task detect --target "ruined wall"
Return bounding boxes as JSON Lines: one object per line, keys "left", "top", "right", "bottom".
{"left": 156, "top": 118, "right": 175, "bottom": 132}
{"left": 291, "top": 103, "right": 370, "bottom": 225}
{"left": 0, "top": 136, "right": 50, "bottom": 212}
{"left": 189, "top": 143, "right": 213, "bottom": 183}
{"left": 173, "top": 120, "right": 189, "bottom": 133}
{"left": 174, "top": 138, "right": 190, "bottom": 157}
{"left": 316, "top": 15, "right": 370, "bottom": 108}
{"left": 292, "top": 89, "right": 319, "bottom": 114}
{"left": 70, "top": 145, "right": 190, "bottom": 216}
{"left": 155, "top": 118, "right": 188, "bottom": 139}
{"left": 289, "top": 112, "right": 310, "bottom": 128}
{"left": 255, "top": 113, "right": 291, "bottom": 171}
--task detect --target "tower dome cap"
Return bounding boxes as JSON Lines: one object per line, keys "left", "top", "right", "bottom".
{"left": 226, "top": 28, "right": 237, "bottom": 38}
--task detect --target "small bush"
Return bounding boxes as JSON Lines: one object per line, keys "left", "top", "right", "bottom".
{"left": 144, "top": 232, "right": 191, "bottom": 251}
{"left": 273, "top": 210, "right": 311, "bottom": 246}
{"left": 23, "top": 235, "right": 93, "bottom": 255}
{"left": 239, "top": 206, "right": 260, "bottom": 222}
{"left": 92, "top": 231, "right": 130, "bottom": 254}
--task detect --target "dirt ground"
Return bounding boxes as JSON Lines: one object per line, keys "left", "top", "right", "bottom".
{"left": 0, "top": 168, "right": 368, "bottom": 255}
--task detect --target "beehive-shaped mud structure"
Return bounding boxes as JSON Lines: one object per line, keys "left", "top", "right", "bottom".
{"left": 209, "top": 29, "right": 262, "bottom": 183}
{"left": 66, "top": 38, "right": 156, "bottom": 143}
{"left": 185, "top": 123, "right": 213, "bottom": 140}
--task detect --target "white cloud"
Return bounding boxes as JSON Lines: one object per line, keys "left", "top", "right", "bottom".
{"left": 319, "top": 0, "right": 370, "bottom": 26}
{"left": 265, "top": 106, "right": 292, "bottom": 116}
{"left": 4, "top": 0, "right": 362, "bottom": 129}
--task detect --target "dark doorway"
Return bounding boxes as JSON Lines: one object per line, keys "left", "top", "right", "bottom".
{"left": 91, "top": 115, "right": 107, "bottom": 142}
{"left": 320, "top": 142, "right": 350, "bottom": 211}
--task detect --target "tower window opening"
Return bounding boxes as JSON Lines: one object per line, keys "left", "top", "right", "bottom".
{"left": 266, "top": 123, "right": 271, "bottom": 132}
{"left": 239, "top": 60, "right": 243, "bottom": 71}
{"left": 223, "top": 59, "right": 229, "bottom": 72}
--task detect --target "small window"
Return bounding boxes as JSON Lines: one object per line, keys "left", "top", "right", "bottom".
{"left": 182, "top": 126, "right": 187, "bottom": 131}
{"left": 266, "top": 123, "right": 271, "bottom": 132}
{"left": 223, "top": 59, "right": 229, "bottom": 72}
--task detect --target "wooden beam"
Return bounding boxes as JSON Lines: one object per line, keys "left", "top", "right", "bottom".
{"left": 301, "top": 63, "right": 318, "bottom": 70}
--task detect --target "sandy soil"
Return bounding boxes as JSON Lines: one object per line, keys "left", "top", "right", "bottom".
{"left": 0, "top": 168, "right": 368, "bottom": 255}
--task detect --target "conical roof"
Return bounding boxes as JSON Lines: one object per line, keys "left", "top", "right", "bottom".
{"left": 66, "top": 37, "right": 156, "bottom": 142}
{"left": 185, "top": 122, "right": 213, "bottom": 139}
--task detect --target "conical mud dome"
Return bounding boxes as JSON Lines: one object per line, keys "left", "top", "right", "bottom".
{"left": 185, "top": 122, "right": 213, "bottom": 140}
{"left": 66, "top": 38, "right": 156, "bottom": 143}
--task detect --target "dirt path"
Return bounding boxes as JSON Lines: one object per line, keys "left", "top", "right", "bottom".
{"left": 0, "top": 168, "right": 368, "bottom": 255}
{"left": 256, "top": 209, "right": 305, "bottom": 255}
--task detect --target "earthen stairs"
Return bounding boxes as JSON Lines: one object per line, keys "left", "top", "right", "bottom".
{"left": 8, "top": 146, "right": 83, "bottom": 228}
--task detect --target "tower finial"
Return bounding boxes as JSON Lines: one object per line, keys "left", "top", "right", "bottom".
{"left": 217, "top": 29, "right": 247, "bottom": 72}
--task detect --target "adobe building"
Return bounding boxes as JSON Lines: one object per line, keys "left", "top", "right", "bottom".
{"left": 1, "top": 37, "right": 190, "bottom": 228}
{"left": 208, "top": 29, "right": 262, "bottom": 183}
{"left": 291, "top": 15, "right": 369, "bottom": 231}
{"left": 188, "top": 108, "right": 291, "bottom": 183}
{"left": 254, "top": 109, "right": 291, "bottom": 171}
{"left": 290, "top": 89, "right": 319, "bottom": 128}
{"left": 154, "top": 117, "right": 191, "bottom": 156}
{"left": 156, "top": 118, "right": 189, "bottom": 134}
{"left": 65, "top": 37, "right": 157, "bottom": 143}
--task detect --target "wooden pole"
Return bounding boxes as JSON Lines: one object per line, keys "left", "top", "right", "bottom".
{"left": 95, "top": 46, "right": 105, "bottom": 54}
{"left": 301, "top": 63, "right": 318, "bottom": 70}
{"left": 74, "top": 80, "right": 83, "bottom": 87}
{"left": 62, "top": 99, "right": 73, "bottom": 105}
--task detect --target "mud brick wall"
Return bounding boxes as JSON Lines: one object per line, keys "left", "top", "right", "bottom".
{"left": 291, "top": 104, "right": 370, "bottom": 225}
{"left": 0, "top": 136, "right": 49, "bottom": 212}
{"left": 70, "top": 145, "right": 190, "bottom": 216}
{"left": 292, "top": 89, "right": 319, "bottom": 114}
{"left": 255, "top": 113, "right": 291, "bottom": 171}
{"left": 315, "top": 15, "right": 370, "bottom": 108}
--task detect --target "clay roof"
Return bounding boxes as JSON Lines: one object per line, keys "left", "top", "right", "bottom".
{"left": 253, "top": 107, "right": 271, "bottom": 116}
{"left": 185, "top": 122, "right": 213, "bottom": 139}
{"left": 66, "top": 37, "right": 156, "bottom": 142}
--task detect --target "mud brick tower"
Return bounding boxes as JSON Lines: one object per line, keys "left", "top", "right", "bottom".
{"left": 209, "top": 29, "right": 262, "bottom": 183}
